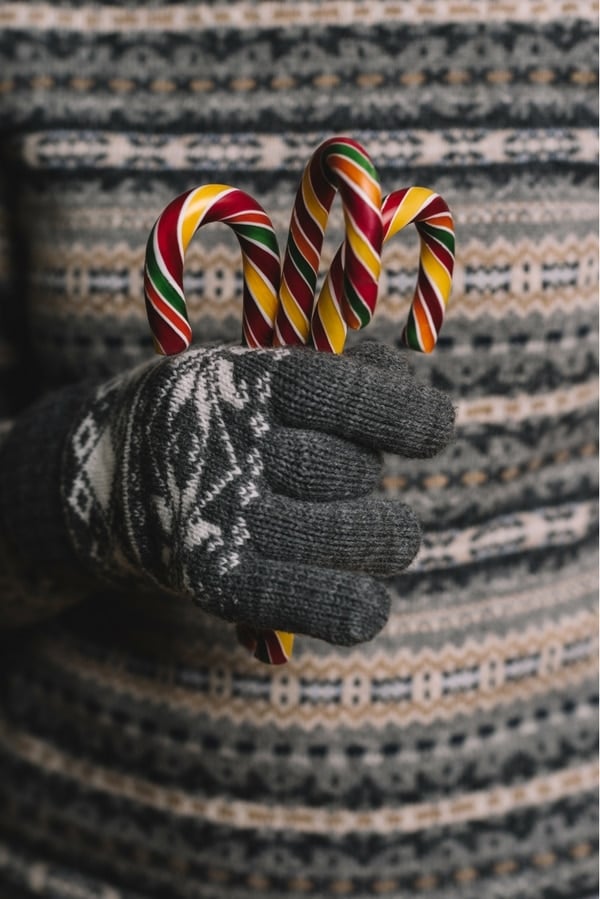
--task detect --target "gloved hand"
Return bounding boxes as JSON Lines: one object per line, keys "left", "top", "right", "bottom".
{"left": 61, "top": 341, "right": 454, "bottom": 645}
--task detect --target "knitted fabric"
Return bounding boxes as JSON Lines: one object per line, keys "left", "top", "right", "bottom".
{"left": 0, "top": 384, "right": 92, "bottom": 564}
{"left": 60, "top": 343, "right": 453, "bottom": 643}
{"left": 0, "top": 2, "right": 598, "bottom": 898}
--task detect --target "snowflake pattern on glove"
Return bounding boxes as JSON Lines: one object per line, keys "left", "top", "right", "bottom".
{"left": 60, "top": 341, "right": 444, "bottom": 644}
{"left": 62, "top": 346, "right": 288, "bottom": 609}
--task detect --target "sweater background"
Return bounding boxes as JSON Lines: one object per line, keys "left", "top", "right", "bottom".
{"left": 0, "top": 2, "right": 597, "bottom": 897}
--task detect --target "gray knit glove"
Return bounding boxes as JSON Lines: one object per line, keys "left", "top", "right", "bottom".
{"left": 61, "top": 341, "right": 454, "bottom": 645}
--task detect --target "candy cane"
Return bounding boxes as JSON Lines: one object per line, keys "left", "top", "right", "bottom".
{"left": 275, "top": 136, "right": 383, "bottom": 347}
{"left": 143, "top": 153, "right": 455, "bottom": 668}
{"left": 247, "top": 186, "right": 454, "bottom": 664}
{"left": 144, "top": 184, "right": 281, "bottom": 354}
{"left": 311, "top": 187, "right": 455, "bottom": 353}
{"left": 144, "top": 184, "right": 294, "bottom": 665}
{"left": 236, "top": 623, "right": 294, "bottom": 666}
{"left": 383, "top": 188, "right": 455, "bottom": 352}
{"left": 249, "top": 137, "right": 383, "bottom": 663}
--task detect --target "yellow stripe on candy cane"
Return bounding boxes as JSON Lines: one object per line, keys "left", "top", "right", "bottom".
{"left": 303, "top": 173, "right": 330, "bottom": 231}
{"left": 315, "top": 276, "right": 348, "bottom": 353}
{"left": 277, "top": 631, "right": 295, "bottom": 659}
{"left": 385, "top": 186, "right": 435, "bottom": 236}
{"left": 277, "top": 279, "right": 312, "bottom": 341}
{"left": 180, "top": 184, "right": 233, "bottom": 251}
{"left": 346, "top": 217, "right": 381, "bottom": 281}
{"left": 243, "top": 262, "right": 280, "bottom": 321}
{"left": 420, "top": 240, "right": 453, "bottom": 304}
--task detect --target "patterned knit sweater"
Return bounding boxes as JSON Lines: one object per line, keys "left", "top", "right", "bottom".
{"left": 0, "top": 2, "right": 598, "bottom": 898}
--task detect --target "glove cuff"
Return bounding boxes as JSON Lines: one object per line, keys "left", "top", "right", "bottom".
{"left": 0, "top": 383, "right": 93, "bottom": 567}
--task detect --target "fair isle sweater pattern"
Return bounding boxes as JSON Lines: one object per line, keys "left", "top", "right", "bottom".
{"left": 0, "top": 2, "right": 598, "bottom": 898}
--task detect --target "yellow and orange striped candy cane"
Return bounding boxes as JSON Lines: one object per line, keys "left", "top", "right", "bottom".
{"left": 311, "top": 186, "right": 455, "bottom": 354}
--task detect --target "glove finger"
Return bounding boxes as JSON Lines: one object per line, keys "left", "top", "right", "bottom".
{"left": 274, "top": 347, "right": 455, "bottom": 459}
{"left": 251, "top": 492, "right": 420, "bottom": 576}
{"left": 263, "top": 427, "right": 381, "bottom": 501}
{"left": 224, "top": 556, "right": 391, "bottom": 645}
{"left": 345, "top": 340, "right": 411, "bottom": 373}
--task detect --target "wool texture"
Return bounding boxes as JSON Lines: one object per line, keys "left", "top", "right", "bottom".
{"left": 0, "top": 1, "right": 597, "bottom": 898}
{"left": 60, "top": 342, "right": 453, "bottom": 642}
